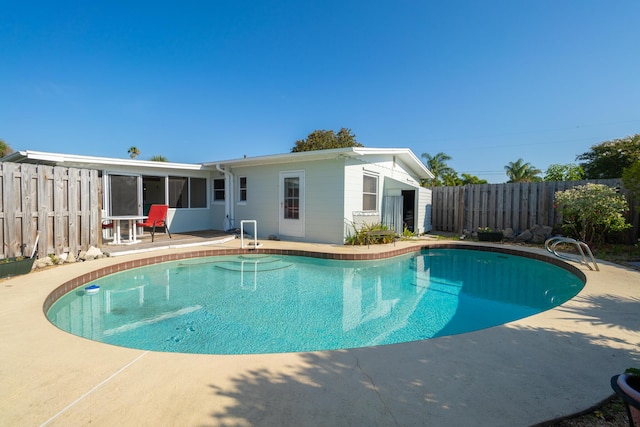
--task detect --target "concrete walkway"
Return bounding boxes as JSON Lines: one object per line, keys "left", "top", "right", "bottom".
{"left": 1, "top": 239, "right": 638, "bottom": 426}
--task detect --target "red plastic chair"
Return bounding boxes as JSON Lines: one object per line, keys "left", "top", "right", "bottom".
{"left": 101, "top": 210, "right": 113, "bottom": 229}
{"left": 135, "top": 204, "right": 171, "bottom": 242}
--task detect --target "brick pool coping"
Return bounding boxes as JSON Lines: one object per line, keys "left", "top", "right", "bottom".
{"left": 43, "top": 242, "right": 586, "bottom": 314}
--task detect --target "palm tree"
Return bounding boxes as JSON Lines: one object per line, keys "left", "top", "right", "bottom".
{"left": 149, "top": 155, "right": 168, "bottom": 162}
{"left": 504, "top": 158, "right": 542, "bottom": 183}
{"left": 128, "top": 146, "right": 140, "bottom": 159}
{"left": 421, "top": 152, "right": 456, "bottom": 187}
{"left": 0, "top": 139, "right": 14, "bottom": 158}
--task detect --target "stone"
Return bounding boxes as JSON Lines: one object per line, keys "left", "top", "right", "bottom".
{"left": 530, "top": 224, "right": 543, "bottom": 235}
{"left": 532, "top": 232, "right": 547, "bottom": 244}
{"left": 66, "top": 252, "right": 77, "bottom": 263}
{"left": 503, "top": 228, "right": 515, "bottom": 239}
{"left": 35, "top": 257, "right": 54, "bottom": 269}
{"left": 516, "top": 229, "right": 533, "bottom": 242}
{"left": 85, "top": 246, "right": 102, "bottom": 258}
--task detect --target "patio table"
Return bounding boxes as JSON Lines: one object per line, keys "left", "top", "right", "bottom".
{"left": 104, "top": 215, "right": 148, "bottom": 245}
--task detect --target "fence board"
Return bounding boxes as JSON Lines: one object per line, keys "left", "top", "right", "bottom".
{"left": 0, "top": 163, "right": 100, "bottom": 259}
{"left": 432, "top": 179, "right": 638, "bottom": 243}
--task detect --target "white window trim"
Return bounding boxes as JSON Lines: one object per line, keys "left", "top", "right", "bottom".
{"left": 212, "top": 177, "right": 225, "bottom": 204}
{"left": 237, "top": 176, "right": 247, "bottom": 204}
{"left": 363, "top": 173, "right": 378, "bottom": 212}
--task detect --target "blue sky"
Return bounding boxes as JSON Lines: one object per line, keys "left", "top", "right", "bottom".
{"left": 2, "top": 1, "right": 639, "bottom": 182}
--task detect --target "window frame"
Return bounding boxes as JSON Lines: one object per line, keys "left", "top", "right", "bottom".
{"left": 168, "top": 175, "right": 209, "bottom": 209}
{"left": 362, "top": 173, "right": 378, "bottom": 211}
{"left": 213, "top": 178, "right": 225, "bottom": 203}
{"left": 189, "top": 177, "right": 207, "bottom": 208}
{"left": 238, "top": 176, "right": 247, "bottom": 203}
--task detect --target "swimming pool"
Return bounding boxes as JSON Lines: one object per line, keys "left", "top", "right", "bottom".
{"left": 46, "top": 248, "right": 584, "bottom": 354}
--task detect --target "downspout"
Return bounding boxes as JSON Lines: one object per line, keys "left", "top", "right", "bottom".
{"left": 216, "top": 164, "right": 235, "bottom": 230}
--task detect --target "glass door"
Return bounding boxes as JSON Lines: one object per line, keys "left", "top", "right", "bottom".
{"left": 108, "top": 174, "right": 142, "bottom": 215}
{"left": 279, "top": 171, "right": 305, "bottom": 237}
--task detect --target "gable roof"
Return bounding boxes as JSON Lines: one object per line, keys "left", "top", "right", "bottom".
{"left": 204, "top": 147, "right": 434, "bottom": 179}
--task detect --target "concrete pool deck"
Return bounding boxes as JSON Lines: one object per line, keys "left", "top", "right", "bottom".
{"left": 1, "top": 238, "right": 639, "bottom": 426}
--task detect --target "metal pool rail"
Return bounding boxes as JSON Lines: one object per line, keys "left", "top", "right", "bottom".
{"left": 545, "top": 236, "right": 599, "bottom": 271}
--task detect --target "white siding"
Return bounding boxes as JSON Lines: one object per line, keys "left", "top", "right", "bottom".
{"left": 303, "top": 160, "right": 345, "bottom": 243}
{"left": 417, "top": 186, "right": 432, "bottom": 234}
{"left": 166, "top": 209, "right": 212, "bottom": 233}
{"left": 229, "top": 158, "right": 346, "bottom": 244}
{"left": 343, "top": 155, "right": 423, "bottom": 223}
{"left": 344, "top": 161, "right": 367, "bottom": 224}
{"left": 230, "top": 164, "right": 279, "bottom": 237}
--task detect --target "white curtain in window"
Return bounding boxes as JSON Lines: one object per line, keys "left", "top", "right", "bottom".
{"left": 382, "top": 196, "right": 403, "bottom": 234}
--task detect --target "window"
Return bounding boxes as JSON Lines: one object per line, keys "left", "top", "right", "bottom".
{"left": 363, "top": 174, "right": 378, "bottom": 211}
{"left": 213, "top": 178, "right": 225, "bottom": 201}
{"left": 283, "top": 177, "right": 299, "bottom": 219}
{"left": 239, "top": 176, "right": 247, "bottom": 202}
{"left": 169, "top": 176, "right": 188, "bottom": 208}
{"left": 190, "top": 177, "right": 207, "bottom": 208}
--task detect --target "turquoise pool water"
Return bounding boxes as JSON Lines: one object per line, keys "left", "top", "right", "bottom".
{"left": 47, "top": 249, "right": 584, "bottom": 354}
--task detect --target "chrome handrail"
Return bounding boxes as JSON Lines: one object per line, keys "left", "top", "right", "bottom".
{"left": 240, "top": 220, "right": 261, "bottom": 249}
{"left": 545, "top": 236, "right": 599, "bottom": 271}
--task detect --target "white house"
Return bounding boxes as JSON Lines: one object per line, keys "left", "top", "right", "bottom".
{"left": 3, "top": 147, "right": 434, "bottom": 244}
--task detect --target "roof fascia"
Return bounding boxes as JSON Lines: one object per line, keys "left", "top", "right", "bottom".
{"left": 2, "top": 150, "right": 204, "bottom": 171}
{"left": 205, "top": 147, "right": 434, "bottom": 179}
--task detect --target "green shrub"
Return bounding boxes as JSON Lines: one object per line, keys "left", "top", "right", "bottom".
{"left": 345, "top": 222, "right": 396, "bottom": 246}
{"left": 400, "top": 227, "right": 416, "bottom": 240}
{"left": 555, "top": 183, "right": 631, "bottom": 246}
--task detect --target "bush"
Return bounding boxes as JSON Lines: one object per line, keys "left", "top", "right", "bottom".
{"left": 345, "top": 222, "right": 396, "bottom": 246}
{"left": 555, "top": 183, "right": 631, "bottom": 246}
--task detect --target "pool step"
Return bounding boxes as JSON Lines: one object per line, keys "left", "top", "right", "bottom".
{"left": 410, "top": 276, "right": 463, "bottom": 296}
{"left": 215, "top": 256, "right": 293, "bottom": 272}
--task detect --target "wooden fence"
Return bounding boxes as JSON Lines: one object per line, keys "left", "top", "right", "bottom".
{"left": 431, "top": 179, "right": 639, "bottom": 241}
{"left": 0, "top": 163, "right": 101, "bottom": 259}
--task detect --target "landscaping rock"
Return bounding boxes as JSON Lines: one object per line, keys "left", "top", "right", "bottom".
{"left": 80, "top": 246, "right": 103, "bottom": 261}
{"left": 516, "top": 229, "right": 533, "bottom": 242}
{"left": 531, "top": 232, "right": 547, "bottom": 244}
{"left": 528, "top": 225, "right": 542, "bottom": 243}
{"left": 35, "top": 257, "right": 54, "bottom": 269}
{"left": 503, "top": 228, "right": 515, "bottom": 239}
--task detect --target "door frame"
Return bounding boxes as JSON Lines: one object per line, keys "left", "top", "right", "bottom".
{"left": 279, "top": 170, "right": 305, "bottom": 237}
{"left": 105, "top": 172, "right": 143, "bottom": 216}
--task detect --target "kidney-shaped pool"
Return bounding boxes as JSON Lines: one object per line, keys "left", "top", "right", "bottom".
{"left": 46, "top": 248, "right": 584, "bottom": 354}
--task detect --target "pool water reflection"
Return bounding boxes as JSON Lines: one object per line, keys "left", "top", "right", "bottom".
{"left": 47, "top": 249, "right": 584, "bottom": 354}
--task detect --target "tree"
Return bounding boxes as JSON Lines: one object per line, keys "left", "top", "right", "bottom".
{"left": 0, "top": 139, "right": 13, "bottom": 158}
{"left": 554, "top": 183, "right": 631, "bottom": 246}
{"left": 421, "top": 152, "right": 456, "bottom": 187}
{"left": 128, "top": 146, "right": 140, "bottom": 159}
{"left": 544, "top": 163, "right": 585, "bottom": 181}
{"left": 622, "top": 160, "right": 640, "bottom": 207}
{"left": 504, "top": 158, "right": 542, "bottom": 183}
{"left": 442, "top": 171, "right": 461, "bottom": 186}
{"left": 149, "top": 155, "right": 168, "bottom": 162}
{"left": 460, "top": 173, "right": 488, "bottom": 185}
{"left": 291, "top": 128, "right": 363, "bottom": 152}
{"left": 576, "top": 134, "right": 640, "bottom": 179}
